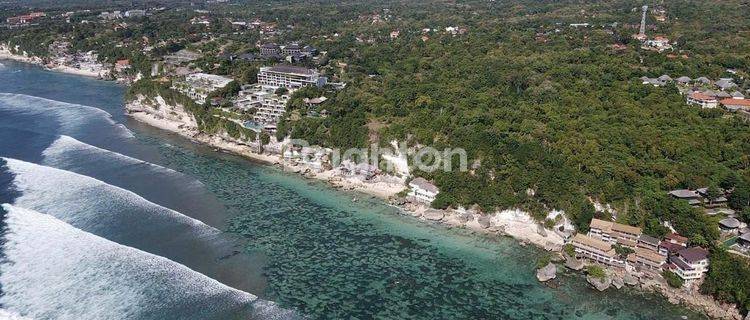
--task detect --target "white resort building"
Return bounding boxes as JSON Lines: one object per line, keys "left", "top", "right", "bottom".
{"left": 173, "top": 73, "right": 234, "bottom": 104}
{"left": 666, "top": 247, "right": 710, "bottom": 282}
{"left": 407, "top": 177, "right": 439, "bottom": 204}
{"left": 234, "top": 84, "right": 290, "bottom": 125}
{"left": 570, "top": 234, "right": 624, "bottom": 267}
{"left": 587, "top": 218, "right": 643, "bottom": 248}
{"left": 257, "top": 65, "right": 327, "bottom": 90}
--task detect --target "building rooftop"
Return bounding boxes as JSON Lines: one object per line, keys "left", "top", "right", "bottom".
{"left": 719, "top": 217, "right": 741, "bottom": 229}
{"left": 266, "top": 65, "right": 316, "bottom": 75}
{"left": 740, "top": 233, "right": 750, "bottom": 243}
{"left": 670, "top": 254, "right": 694, "bottom": 270}
{"left": 612, "top": 222, "right": 642, "bottom": 235}
{"left": 665, "top": 233, "right": 689, "bottom": 244}
{"left": 677, "top": 247, "right": 709, "bottom": 263}
{"left": 635, "top": 247, "right": 665, "bottom": 263}
{"left": 410, "top": 177, "right": 439, "bottom": 193}
{"left": 721, "top": 98, "right": 750, "bottom": 107}
{"left": 689, "top": 92, "right": 717, "bottom": 102}
{"left": 572, "top": 234, "right": 614, "bottom": 254}
{"left": 676, "top": 76, "right": 691, "bottom": 83}
{"left": 590, "top": 218, "right": 613, "bottom": 231}
{"left": 669, "top": 189, "right": 700, "bottom": 199}
{"left": 659, "top": 241, "right": 685, "bottom": 254}
{"left": 639, "top": 234, "right": 660, "bottom": 246}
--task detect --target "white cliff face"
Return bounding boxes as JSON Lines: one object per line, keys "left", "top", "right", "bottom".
{"left": 381, "top": 140, "right": 410, "bottom": 177}
{"left": 125, "top": 95, "right": 198, "bottom": 132}
{"left": 490, "top": 209, "right": 564, "bottom": 250}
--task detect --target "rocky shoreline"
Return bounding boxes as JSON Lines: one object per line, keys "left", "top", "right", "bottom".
{"left": 126, "top": 95, "right": 742, "bottom": 320}
{"left": 533, "top": 254, "right": 744, "bottom": 319}
{"left": 0, "top": 47, "right": 106, "bottom": 79}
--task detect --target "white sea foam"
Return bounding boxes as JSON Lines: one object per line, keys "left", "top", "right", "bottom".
{"left": 0, "top": 309, "right": 34, "bottom": 320}
{"left": 41, "top": 134, "right": 198, "bottom": 184}
{"left": 0, "top": 204, "right": 258, "bottom": 320}
{"left": 0, "top": 93, "right": 134, "bottom": 138}
{"left": 2, "top": 157, "right": 212, "bottom": 235}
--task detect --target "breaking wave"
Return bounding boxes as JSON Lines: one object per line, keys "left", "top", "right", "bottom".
{"left": 0, "top": 204, "right": 297, "bottom": 320}
{"left": 0, "top": 93, "right": 134, "bottom": 140}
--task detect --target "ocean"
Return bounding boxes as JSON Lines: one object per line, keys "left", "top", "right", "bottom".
{"left": 0, "top": 60, "right": 706, "bottom": 319}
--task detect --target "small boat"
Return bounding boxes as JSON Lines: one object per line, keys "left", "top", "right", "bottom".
{"left": 352, "top": 197, "right": 358, "bottom": 202}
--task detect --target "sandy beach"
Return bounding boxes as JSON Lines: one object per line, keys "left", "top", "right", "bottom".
{"left": 0, "top": 46, "right": 105, "bottom": 79}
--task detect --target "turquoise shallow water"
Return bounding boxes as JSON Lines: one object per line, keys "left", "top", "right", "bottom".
{"left": 0, "top": 60, "right": 708, "bottom": 319}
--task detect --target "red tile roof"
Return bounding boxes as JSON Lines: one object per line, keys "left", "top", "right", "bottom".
{"left": 689, "top": 92, "right": 716, "bottom": 102}
{"left": 720, "top": 98, "right": 750, "bottom": 107}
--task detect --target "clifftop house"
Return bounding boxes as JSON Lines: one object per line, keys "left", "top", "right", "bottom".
{"left": 257, "top": 65, "right": 327, "bottom": 89}
{"left": 570, "top": 233, "right": 624, "bottom": 267}
{"left": 665, "top": 247, "right": 710, "bottom": 282}
{"left": 588, "top": 218, "right": 642, "bottom": 248}
{"left": 408, "top": 177, "right": 439, "bottom": 204}
{"left": 172, "top": 73, "right": 233, "bottom": 104}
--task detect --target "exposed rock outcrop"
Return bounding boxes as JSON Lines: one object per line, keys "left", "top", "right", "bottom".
{"left": 423, "top": 209, "right": 444, "bottom": 221}
{"left": 477, "top": 215, "right": 491, "bottom": 229}
{"left": 623, "top": 273, "right": 638, "bottom": 286}
{"left": 612, "top": 275, "right": 624, "bottom": 289}
{"left": 587, "top": 274, "right": 612, "bottom": 292}
{"left": 536, "top": 263, "right": 557, "bottom": 282}
{"left": 563, "top": 254, "right": 584, "bottom": 271}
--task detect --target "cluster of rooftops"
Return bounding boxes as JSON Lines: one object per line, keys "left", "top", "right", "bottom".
{"left": 571, "top": 218, "right": 710, "bottom": 282}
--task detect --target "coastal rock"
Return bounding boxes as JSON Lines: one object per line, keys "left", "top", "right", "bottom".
{"left": 586, "top": 274, "right": 612, "bottom": 292}
{"left": 423, "top": 209, "right": 444, "bottom": 221}
{"left": 536, "top": 224, "right": 548, "bottom": 237}
{"left": 623, "top": 273, "right": 638, "bottom": 286}
{"left": 612, "top": 275, "right": 624, "bottom": 289}
{"left": 477, "top": 215, "right": 491, "bottom": 229}
{"left": 536, "top": 263, "right": 557, "bottom": 282}
{"left": 391, "top": 197, "right": 407, "bottom": 206}
{"left": 563, "top": 254, "right": 585, "bottom": 271}
{"left": 455, "top": 211, "right": 471, "bottom": 224}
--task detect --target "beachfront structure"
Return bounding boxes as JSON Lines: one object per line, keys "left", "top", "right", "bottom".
{"left": 686, "top": 92, "right": 718, "bottom": 109}
{"left": 628, "top": 247, "right": 665, "bottom": 271}
{"left": 637, "top": 234, "right": 661, "bottom": 252}
{"left": 667, "top": 247, "right": 710, "bottom": 282}
{"left": 408, "top": 177, "right": 439, "bottom": 204}
{"left": 659, "top": 233, "right": 688, "bottom": 256}
{"left": 588, "top": 218, "right": 642, "bottom": 248}
{"left": 339, "top": 161, "right": 379, "bottom": 180}
{"left": 570, "top": 234, "right": 624, "bottom": 267}
{"left": 235, "top": 85, "right": 290, "bottom": 125}
{"left": 173, "top": 73, "right": 233, "bottom": 104}
{"left": 257, "top": 66, "right": 327, "bottom": 90}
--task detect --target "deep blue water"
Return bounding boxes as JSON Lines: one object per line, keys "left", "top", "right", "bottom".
{"left": 0, "top": 60, "right": 708, "bottom": 319}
